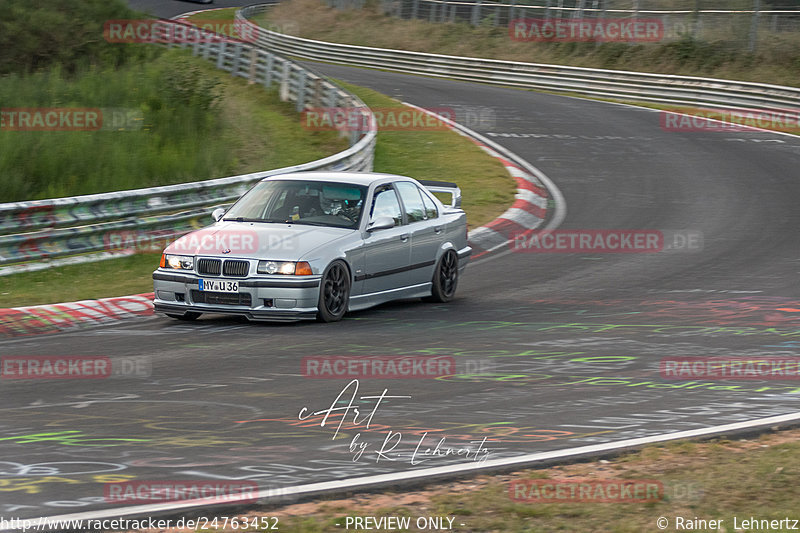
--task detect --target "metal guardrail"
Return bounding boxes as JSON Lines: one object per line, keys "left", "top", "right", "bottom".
{"left": 236, "top": 4, "right": 800, "bottom": 114}
{"left": 0, "top": 19, "right": 376, "bottom": 273}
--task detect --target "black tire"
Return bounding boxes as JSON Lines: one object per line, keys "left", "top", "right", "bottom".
{"left": 317, "top": 260, "right": 351, "bottom": 323}
{"left": 425, "top": 250, "right": 459, "bottom": 303}
{"left": 166, "top": 312, "right": 201, "bottom": 321}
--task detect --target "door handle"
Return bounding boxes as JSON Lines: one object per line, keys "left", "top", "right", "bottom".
{"left": 400, "top": 234, "right": 409, "bottom": 242}
{"left": 434, "top": 226, "right": 443, "bottom": 234}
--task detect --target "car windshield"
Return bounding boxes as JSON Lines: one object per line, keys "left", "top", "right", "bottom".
{"left": 223, "top": 179, "right": 367, "bottom": 229}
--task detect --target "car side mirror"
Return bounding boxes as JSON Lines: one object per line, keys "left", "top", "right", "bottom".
{"left": 367, "top": 216, "right": 395, "bottom": 232}
{"left": 212, "top": 207, "right": 226, "bottom": 222}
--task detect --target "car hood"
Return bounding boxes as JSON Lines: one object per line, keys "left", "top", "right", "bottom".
{"left": 165, "top": 221, "right": 355, "bottom": 261}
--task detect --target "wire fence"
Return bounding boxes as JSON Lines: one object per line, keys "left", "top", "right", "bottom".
{"left": 325, "top": 0, "right": 800, "bottom": 51}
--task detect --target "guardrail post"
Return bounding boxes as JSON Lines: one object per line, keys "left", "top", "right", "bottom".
{"left": 749, "top": 0, "right": 761, "bottom": 52}
{"left": 231, "top": 42, "right": 243, "bottom": 75}
{"left": 248, "top": 47, "right": 258, "bottom": 84}
{"left": 296, "top": 69, "right": 308, "bottom": 111}
{"left": 279, "top": 62, "right": 290, "bottom": 102}
{"left": 163, "top": 23, "right": 176, "bottom": 48}
{"left": 312, "top": 77, "right": 323, "bottom": 108}
{"left": 411, "top": 0, "right": 419, "bottom": 20}
{"left": 264, "top": 53, "right": 275, "bottom": 87}
{"left": 192, "top": 34, "right": 202, "bottom": 56}
{"left": 216, "top": 41, "right": 226, "bottom": 69}
{"left": 471, "top": 0, "right": 481, "bottom": 26}
{"left": 429, "top": 0, "right": 436, "bottom": 22}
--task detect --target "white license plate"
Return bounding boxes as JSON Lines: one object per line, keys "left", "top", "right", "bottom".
{"left": 199, "top": 279, "right": 239, "bottom": 293}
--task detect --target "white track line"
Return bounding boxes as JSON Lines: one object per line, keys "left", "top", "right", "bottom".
{"left": 22, "top": 411, "right": 800, "bottom": 527}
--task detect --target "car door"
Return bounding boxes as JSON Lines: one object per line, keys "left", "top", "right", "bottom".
{"left": 395, "top": 181, "right": 442, "bottom": 285}
{"left": 360, "top": 184, "right": 412, "bottom": 295}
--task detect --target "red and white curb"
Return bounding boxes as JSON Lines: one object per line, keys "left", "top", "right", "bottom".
{"left": 466, "top": 140, "right": 549, "bottom": 258}
{"left": 0, "top": 294, "right": 154, "bottom": 338}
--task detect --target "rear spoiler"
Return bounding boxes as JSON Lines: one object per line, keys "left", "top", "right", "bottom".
{"left": 418, "top": 180, "right": 462, "bottom": 209}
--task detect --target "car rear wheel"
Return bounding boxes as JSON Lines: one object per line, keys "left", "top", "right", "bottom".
{"left": 166, "top": 312, "right": 201, "bottom": 321}
{"left": 425, "top": 250, "right": 458, "bottom": 303}
{"left": 317, "top": 260, "right": 350, "bottom": 323}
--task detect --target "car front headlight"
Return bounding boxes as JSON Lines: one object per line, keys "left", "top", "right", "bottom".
{"left": 257, "top": 260, "right": 313, "bottom": 275}
{"left": 160, "top": 254, "right": 194, "bottom": 270}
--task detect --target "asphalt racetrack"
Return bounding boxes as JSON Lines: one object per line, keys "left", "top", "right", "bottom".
{"left": 2, "top": 0, "right": 800, "bottom": 522}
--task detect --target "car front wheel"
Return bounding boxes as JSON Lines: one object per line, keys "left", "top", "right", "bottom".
{"left": 317, "top": 260, "right": 350, "bottom": 322}
{"left": 426, "top": 250, "right": 458, "bottom": 303}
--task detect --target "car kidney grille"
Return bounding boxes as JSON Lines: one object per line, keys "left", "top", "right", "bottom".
{"left": 197, "top": 258, "right": 221, "bottom": 276}
{"left": 223, "top": 260, "right": 249, "bottom": 277}
{"left": 191, "top": 290, "right": 252, "bottom": 306}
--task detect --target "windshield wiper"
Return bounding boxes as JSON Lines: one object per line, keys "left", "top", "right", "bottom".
{"left": 223, "top": 217, "right": 285, "bottom": 223}
{"left": 287, "top": 220, "right": 333, "bottom": 227}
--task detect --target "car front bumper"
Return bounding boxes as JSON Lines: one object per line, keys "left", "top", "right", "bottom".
{"left": 152, "top": 270, "right": 321, "bottom": 321}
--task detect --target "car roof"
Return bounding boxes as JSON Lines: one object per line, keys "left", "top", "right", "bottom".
{"left": 261, "top": 171, "right": 414, "bottom": 187}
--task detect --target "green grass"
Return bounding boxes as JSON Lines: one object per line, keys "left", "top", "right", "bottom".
{"left": 0, "top": 0, "right": 150, "bottom": 76}
{"left": 0, "top": 254, "right": 161, "bottom": 308}
{"left": 0, "top": 48, "right": 346, "bottom": 201}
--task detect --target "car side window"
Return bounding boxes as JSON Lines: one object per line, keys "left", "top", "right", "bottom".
{"left": 419, "top": 187, "right": 438, "bottom": 219}
{"left": 370, "top": 186, "right": 403, "bottom": 226}
{"left": 395, "top": 181, "right": 426, "bottom": 223}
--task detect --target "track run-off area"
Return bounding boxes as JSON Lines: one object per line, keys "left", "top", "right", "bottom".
{"left": 1, "top": 0, "right": 800, "bottom": 524}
